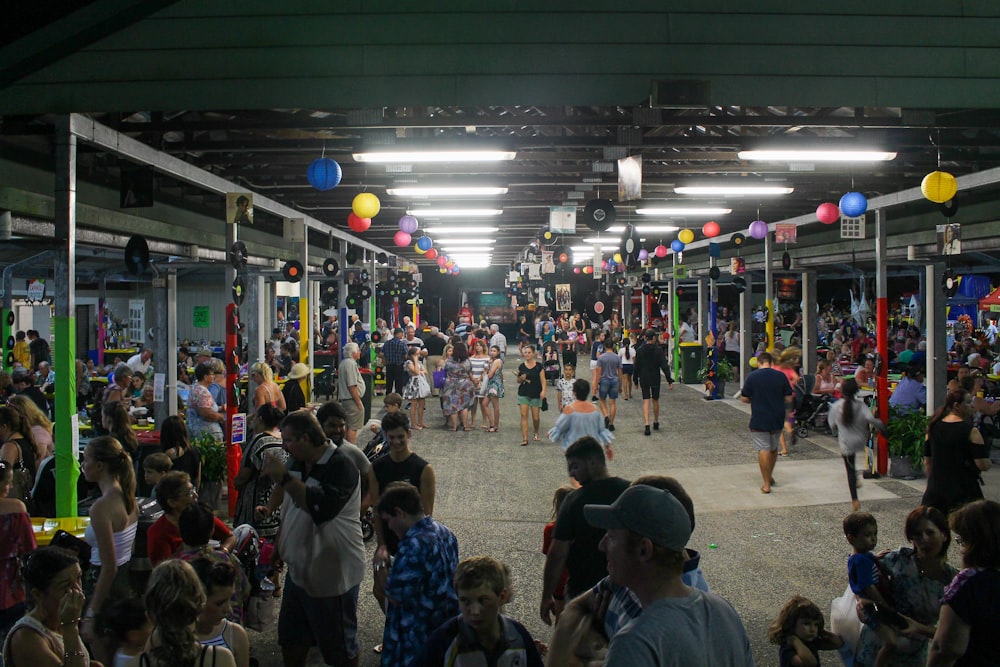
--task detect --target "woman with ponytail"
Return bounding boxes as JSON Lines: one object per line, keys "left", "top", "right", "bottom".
{"left": 79, "top": 435, "right": 138, "bottom": 660}
{"left": 827, "top": 378, "right": 887, "bottom": 511}
{"left": 142, "top": 559, "right": 237, "bottom": 667}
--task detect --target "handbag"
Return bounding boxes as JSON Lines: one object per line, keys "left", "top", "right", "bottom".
{"left": 50, "top": 529, "right": 92, "bottom": 572}
{"left": 10, "top": 444, "right": 35, "bottom": 512}
{"left": 432, "top": 369, "right": 446, "bottom": 390}
{"left": 244, "top": 589, "right": 277, "bottom": 632}
{"left": 541, "top": 397, "right": 549, "bottom": 411}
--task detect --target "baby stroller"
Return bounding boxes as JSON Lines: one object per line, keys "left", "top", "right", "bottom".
{"left": 357, "top": 430, "right": 389, "bottom": 542}
{"left": 793, "top": 374, "right": 833, "bottom": 439}
{"left": 542, "top": 341, "right": 561, "bottom": 386}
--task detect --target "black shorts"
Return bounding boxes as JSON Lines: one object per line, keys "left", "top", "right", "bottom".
{"left": 640, "top": 380, "right": 661, "bottom": 400}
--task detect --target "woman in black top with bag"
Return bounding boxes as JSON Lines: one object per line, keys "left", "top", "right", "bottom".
{"left": 921, "top": 387, "right": 992, "bottom": 514}
{"left": 516, "top": 345, "right": 546, "bottom": 447}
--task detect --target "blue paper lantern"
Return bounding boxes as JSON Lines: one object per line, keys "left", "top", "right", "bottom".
{"left": 416, "top": 236, "right": 433, "bottom": 251}
{"left": 670, "top": 239, "right": 685, "bottom": 252}
{"left": 307, "top": 158, "right": 342, "bottom": 191}
{"left": 839, "top": 191, "right": 868, "bottom": 217}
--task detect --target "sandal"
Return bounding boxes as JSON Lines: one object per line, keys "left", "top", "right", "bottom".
{"left": 533, "top": 433, "right": 540, "bottom": 442}
{"left": 519, "top": 441, "right": 528, "bottom": 447}
{"left": 487, "top": 426, "right": 498, "bottom": 433}
{"left": 463, "top": 426, "right": 472, "bottom": 431}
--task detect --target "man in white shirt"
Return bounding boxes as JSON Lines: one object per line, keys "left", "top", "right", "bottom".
{"left": 126, "top": 348, "right": 153, "bottom": 376}
{"left": 488, "top": 324, "right": 508, "bottom": 360}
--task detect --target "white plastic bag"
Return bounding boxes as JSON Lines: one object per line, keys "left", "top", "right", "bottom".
{"left": 830, "top": 585, "right": 862, "bottom": 666}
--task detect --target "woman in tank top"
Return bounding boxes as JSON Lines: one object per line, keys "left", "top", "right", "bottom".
{"left": 191, "top": 558, "right": 250, "bottom": 667}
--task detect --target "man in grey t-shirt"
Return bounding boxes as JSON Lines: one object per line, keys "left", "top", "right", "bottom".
{"left": 585, "top": 486, "right": 755, "bottom": 667}
{"left": 317, "top": 400, "right": 378, "bottom": 515}
{"left": 596, "top": 348, "right": 622, "bottom": 431}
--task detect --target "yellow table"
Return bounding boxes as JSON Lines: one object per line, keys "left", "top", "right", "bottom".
{"left": 31, "top": 517, "right": 90, "bottom": 546}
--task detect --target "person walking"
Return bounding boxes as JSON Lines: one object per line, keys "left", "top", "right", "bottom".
{"left": 827, "top": 378, "right": 887, "bottom": 511}
{"left": 516, "top": 345, "right": 546, "bottom": 446}
{"left": 383, "top": 328, "right": 409, "bottom": 397}
{"left": 634, "top": 330, "right": 674, "bottom": 436}
{"left": 740, "top": 352, "right": 793, "bottom": 494}
{"left": 596, "top": 345, "right": 622, "bottom": 431}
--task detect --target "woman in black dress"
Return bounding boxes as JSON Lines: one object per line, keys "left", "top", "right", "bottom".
{"left": 921, "top": 387, "right": 992, "bottom": 514}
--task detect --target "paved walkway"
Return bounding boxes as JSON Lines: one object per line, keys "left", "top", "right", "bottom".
{"left": 250, "top": 370, "right": 999, "bottom": 666}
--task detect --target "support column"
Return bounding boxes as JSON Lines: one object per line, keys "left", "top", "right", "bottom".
{"left": 697, "top": 278, "right": 708, "bottom": 343}
{"left": 299, "top": 234, "right": 311, "bottom": 402}
{"left": 54, "top": 115, "right": 78, "bottom": 517}
{"left": 874, "top": 209, "right": 890, "bottom": 475}
{"left": 738, "top": 273, "right": 754, "bottom": 389}
{"left": 166, "top": 270, "right": 178, "bottom": 416}
{"left": 764, "top": 234, "right": 775, "bottom": 353}
{"left": 926, "top": 263, "right": 946, "bottom": 415}
{"left": 153, "top": 272, "right": 170, "bottom": 424}
{"left": 224, "top": 222, "right": 241, "bottom": 517}
{"left": 801, "top": 271, "right": 817, "bottom": 375}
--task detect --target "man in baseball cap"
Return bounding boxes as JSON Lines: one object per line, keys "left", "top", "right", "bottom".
{"left": 583, "top": 486, "right": 754, "bottom": 666}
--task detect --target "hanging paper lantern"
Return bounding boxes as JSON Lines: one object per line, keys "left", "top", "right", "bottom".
{"left": 425, "top": 248, "right": 438, "bottom": 260}
{"left": 748, "top": 356, "right": 759, "bottom": 369}
{"left": 583, "top": 265, "right": 593, "bottom": 274}
{"left": 839, "top": 191, "right": 867, "bottom": 217}
{"left": 446, "top": 260, "right": 455, "bottom": 269}
{"left": 678, "top": 228, "right": 695, "bottom": 244}
{"left": 437, "top": 256, "right": 448, "bottom": 267}
{"left": 353, "top": 193, "right": 381, "bottom": 218}
{"left": 398, "top": 215, "right": 419, "bottom": 234}
{"left": 748, "top": 220, "right": 768, "bottom": 240}
{"left": 347, "top": 212, "right": 371, "bottom": 233}
{"left": 573, "top": 267, "right": 581, "bottom": 274}
{"left": 816, "top": 202, "right": 840, "bottom": 224}
{"left": 393, "top": 230, "right": 411, "bottom": 247}
{"left": 452, "top": 267, "right": 461, "bottom": 276}
{"left": 637, "top": 248, "right": 649, "bottom": 261}
{"left": 921, "top": 171, "right": 957, "bottom": 204}
{"left": 307, "top": 158, "right": 342, "bottom": 191}
{"left": 654, "top": 244, "right": 668, "bottom": 258}
{"left": 613, "top": 253, "right": 623, "bottom": 263}
{"left": 702, "top": 221, "right": 721, "bottom": 238}
{"left": 670, "top": 239, "right": 685, "bottom": 252}
{"left": 414, "top": 242, "right": 426, "bottom": 255}
{"left": 601, "top": 260, "right": 609, "bottom": 270}
{"left": 416, "top": 236, "right": 433, "bottom": 252}
{"left": 440, "top": 268, "right": 448, "bottom": 274}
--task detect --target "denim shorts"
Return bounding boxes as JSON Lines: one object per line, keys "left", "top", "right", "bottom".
{"left": 599, "top": 377, "right": 620, "bottom": 399}
{"left": 278, "top": 575, "right": 360, "bottom": 662}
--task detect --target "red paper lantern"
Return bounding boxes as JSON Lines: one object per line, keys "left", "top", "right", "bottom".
{"left": 347, "top": 212, "right": 371, "bottom": 233}
{"left": 816, "top": 202, "right": 840, "bottom": 224}
{"left": 425, "top": 248, "right": 438, "bottom": 260}
{"left": 702, "top": 221, "right": 721, "bottom": 238}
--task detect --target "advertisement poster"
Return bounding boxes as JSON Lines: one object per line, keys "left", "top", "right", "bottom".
{"left": 555, "top": 284, "right": 572, "bottom": 312}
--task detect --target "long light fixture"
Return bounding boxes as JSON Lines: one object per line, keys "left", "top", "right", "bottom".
{"left": 602, "top": 225, "right": 679, "bottom": 234}
{"left": 675, "top": 185, "right": 794, "bottom": 196}
{"left": 353, "top": 150, "right": 516, "bottom": 163}
{"left": 436, "top": 238, "right": 496, "bottom": 245}
{"left": 570, "top": 245, "right": 618, "bottom": 253}
{"left": 737, "top": 149, "right": 896, "bottom": 162}
{"left": 386, "top": 186, "right": 508, "bottom": 196}
{"left": 636, "top": 207, "right": 732, "bottom": 215}
{"left": 442, "top": 246, "right": 495, "bottom": 253}
{"left": 406, "top": 208, "right": 503, "bottom": 217}
{"left": 425, "top": 226, "right": 499, "bottom": 234}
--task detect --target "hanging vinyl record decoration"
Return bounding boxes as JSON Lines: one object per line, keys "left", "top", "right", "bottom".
{"left": 732, "top": 276, "right": 747, "bottom": 293}
{"left": 229, "top": 241, "right": 248, "bottom": 270}
{"left": 782, "top": 251, "right": 792, "bottom": 271}
{"left": 731, "top": 233, "right": 745, "bottom": 248}
{"left": 124, "top": 235, "right": 150, "bottom": 275}
{"left": 583, "top": 199, "right": 616, "bottom": 232}
{"left": 345, "top": 246, "right": 359, "bottom": 265}
{"left": 231, "top": 276, "right": 246, "bottom": 306}
{"left": 942, "top": 268, "right": 958, "bottom": 297}
{"left": 282, "top": 260, "right": 304, "bottom": 283}
{"left": 619, "top": 223, "right": 640, "bottom": 268}
{"left": 709, "top": 266, "right": 721, "bottom": 280}
{"left": 939, "top": 194, "right": 960, "bottom": 218}
{"left": 322, "top": 257, "right": 340, "bottom": 277}
{"left": 359, "top": 285, "right": 372, "bottom": 300}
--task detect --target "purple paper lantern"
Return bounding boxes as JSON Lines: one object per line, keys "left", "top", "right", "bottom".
{"left": 839, "top": 191, "right": 868, "bottom": 217}
{"left": 748, "top": 220, "right": 768, "bottom": 240}
{"left": 637, "top": 248, "right": 649, "bottom": 261}
{"left": 398, "top": 215, "right": 419, "bottom": 234}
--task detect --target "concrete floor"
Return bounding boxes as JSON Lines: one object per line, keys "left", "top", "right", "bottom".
{"left": 248, "top": 375, "right": 1000, "bottom": 666}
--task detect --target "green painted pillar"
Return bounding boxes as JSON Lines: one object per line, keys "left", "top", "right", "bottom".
{"left": 54, "top": 316, "right": 79, "bottom": 516}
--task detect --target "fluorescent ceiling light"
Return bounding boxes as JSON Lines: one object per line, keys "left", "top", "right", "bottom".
{"left": 434, "top": 238, "right": 496, "bottom": 245}
{"left": 737, "top": 149, "right": 896, "bottom": 162}
{"left": 386, "top": 186, "right": 508, "bottom": 196}
{"left": 425, "top": 226, "right": 499, "bottom": 234}
{"left": 674, "top": 185, "right": 794, "bottom": 196}
{"left": 354, "top": 150, "right": 516, "bottom": 163}
{"left": 406, "top": 208, "right": 503, "bottom": 217}
{"left": 442, "top": 246, "right": 495, "bottom": 253}
{"left": 448, "top": 259, "right": 492, "bottom": 268}
{"left": 602, "top": 225, "right": 679, "bottom": 234}
{"left": 636, "top": 207, "right": 732, "bottom": 215}
{"left": 570, "top": 245, "right": 618, "bottom": 253}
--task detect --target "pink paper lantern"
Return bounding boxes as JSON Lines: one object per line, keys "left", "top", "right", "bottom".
{"left": 393, "top": 230, "right": 411, "bottom": 247}
{"left": 654, "top": 244, "right": 668, "bottom": 258}
{"left": 748, "top": 220, "right": 768, "bottom": 240}
{"left": 816, "top": 202, "right": 840, "bottom": 224}
{"left": 437, "top": 256, "right": 447, "bottom": 267}
{"left": 573, "top": 267, "right": 581, "bottom": 274}
{"left": 702, "top": 221, "right": 721, "bottom": 238}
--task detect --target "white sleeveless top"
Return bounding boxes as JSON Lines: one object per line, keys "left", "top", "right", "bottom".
{"left": 85, "top": 520, "right": 138, "bottom": 567}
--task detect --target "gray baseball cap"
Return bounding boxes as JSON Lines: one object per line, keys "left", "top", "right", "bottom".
{"left": 584, "top": 485, "right": 692, "bottom": 551}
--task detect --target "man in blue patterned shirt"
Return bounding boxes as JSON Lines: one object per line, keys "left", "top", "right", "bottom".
{"left": 383, "top": 327, "right": 409, "bottom": 396}
{"left": 377, "top": 482, "right": 459, "bottom": 667}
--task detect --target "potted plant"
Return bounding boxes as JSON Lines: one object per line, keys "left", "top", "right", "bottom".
{"left": 886, "top": 405, "right": 927, "bottom": 479}
{"left": 192, "top": 433, "right": 227, "bottom": 510}
{"left": 697, "top": 353, "right": 734, "bottom": 399}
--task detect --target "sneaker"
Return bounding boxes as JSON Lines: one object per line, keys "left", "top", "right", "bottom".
{"left": 653, "top": 422, "right": 660, "bottom": 431}
{"left": 608, "top": 423, "right": 615, "bottom": 432}
{"left": 604, "top": 416, "right": 610, "bottom": 428}
{"left": 644, "top": 425, "right": 651, "bottom": 436}
{"left": 591, "top": 396, "right": 599, "bottom": 402}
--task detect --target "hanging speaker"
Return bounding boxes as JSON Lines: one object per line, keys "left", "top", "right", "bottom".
{"left": 942, "top": 268, "right": 958, "bottom": 297}
{"left": 781, "top": 251, "right": 792, "bottom": 271}
{"left": 345, "top": 246, "right": 359, "bottom": 265}
{"left": 732, "top": 276, "right": 747, "bottom": 293}
{"left": 5, "top": 352, "right": 13, "bottom": 366}
{"left": 641, "top": 284, "right": 651, "bottom": 295}
{"left": 376, "top": 252, "right": 388, "bottom": 264}
{"left": 6, "top": 335, "right": 14, "bottom": 350}
{"left": 323, "top": 257, "right": 340, "bottom": 277}
{"left": 119, "top": 165, "right": 154, "bottom": 208}
{"left": 124, "top": 235, "right": 150, "bottom": 276}
{"left": 709, "top": 266, "right": 721, "bottom": 280}
{"left": 229, "top": 241, "right": 248, "bottom": 270}
{"left": 583, "top": 199, "right": 616, "bottom": 231}
{"left": 6, "top": 312, "right": 13, "bottom": 326}
{"left": 282, "top": 260, "right": 304, "bottom": 283}
{"left": 231, "top": 276, "right": 246, "bottom": 305}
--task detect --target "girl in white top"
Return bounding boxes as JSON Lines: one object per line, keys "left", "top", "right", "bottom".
{"left": 826, "top": 378, "right": 887, "bottom": 512}
{"left": 191, "top": 559, "right": 250, "bottom": 667}
{"left": 80, "top": 435, "right": 139, "bottom": 662}
{"left": 618, "top": 339, "right": 635, "bottom": 400}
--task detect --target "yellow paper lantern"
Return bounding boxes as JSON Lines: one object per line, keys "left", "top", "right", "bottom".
{"left": 678, "top": 228, "right": 695, "bottom": 244}
{"left": 352, "top": 192, "right": 381, "bottom": 218}
{"left": 921, "top": 171, "right": 957, "bottom": 204}
{"left": 613, "top": 253, "right": 623, "bottom": 263}
{"left": 748, "top": 356, "right": 759, "bottom": 368}
{"left": 414, "top": 242, "right": 426, "bottom": 255}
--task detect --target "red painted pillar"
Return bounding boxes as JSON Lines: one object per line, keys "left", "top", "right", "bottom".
{"left": 225, "top": 303, "right": 242, "bottom": 516}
